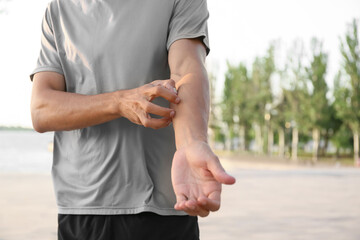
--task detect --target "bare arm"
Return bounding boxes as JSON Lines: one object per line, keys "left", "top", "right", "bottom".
{"left": 169, "top": 38, "right": 209, "bottom": 148}
{"left": 30, "top": 72, "right": 180, "bottom": 132}
{"left": 169, "top": 38, "right": 236, "bottom": 217}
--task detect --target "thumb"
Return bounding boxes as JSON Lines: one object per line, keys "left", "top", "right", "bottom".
{"left": 208, "top": 157, "right": 236, "bottom": 185}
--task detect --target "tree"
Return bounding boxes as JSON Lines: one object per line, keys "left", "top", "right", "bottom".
{"left": 222, "top": 61, "right": 256, "bottom": 151}
{"left": 321, "top": 104, "right": 342, "bottom": 156}
{"left": 337, "top": 19, "right": 360, "bottom": 166}
{"left": 331, "top": 124, "right": 353, "bottom": 158}
{"left": 222, "top": 64, "right": 237, "bottom": 150}
{"left": 305, "top": 38, "right": 330, "bottom": 163}
{"left": 233, "top": 63, "right": 252, "bottom": 151}
{"left": 281, "top": 39, "right": 308, "bottom": 162}
{"left": 249, "top": 45, "right": 275, "bottom": 154}
{"left": 271, "top": 93, "right": 288, "bottom": 158}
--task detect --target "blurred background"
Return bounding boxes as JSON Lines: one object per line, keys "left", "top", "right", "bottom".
{"left": 0, "top": 0, "right": 360, "bottom": 239}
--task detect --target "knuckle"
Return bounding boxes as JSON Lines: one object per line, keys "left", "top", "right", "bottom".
{"left": 151, "top": 80, "right": 160, "bottom": 85}
{"left": 167, "top": 110, "right": 173, "bottom": 117}
{"left": 172, "top": 94, "right": 179, "bottom": 101}
{"left": 143, "top": 102, "right": 151, "bottom": 112}
{"left": 134, "top": 118, "right": 142, "bottom": 126}
{"left": 201, "top": 211, "right": 210, "bottom": 217}
{"left": 169, "top": 79, "right": 176, "bottom": 85}
{"left": 154, "top": 86, "right": 162, "bottom": 95}
{"left": 138, "top": 88, "right": 150, "bottom": 100}
{"left": 142, "top": 119, "right": 150, "bottom": 128}
{"left": 140, "top": 84, "right": 149, "bottom": 93}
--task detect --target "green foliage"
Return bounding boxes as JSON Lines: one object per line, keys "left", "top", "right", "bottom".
{"left": 305, "top": 38, "right": 330, "bottom": 129}
{"left": 221, "top": 45, "right": 276, "bottom": 151}
{"left": 280, "top": 39, "right": 309, "bottom": 133}
{"left": 271, "top": 95, "right": 287, "bottom": 130}
{"left": 337, "top": 19, "right": 360, "bottom": 132}
{"left": 331, "top": 124, "right": 353, "bottom": 150}
{"left": 217, "top": 19, "right": 360, "bottom": 158}
{"left": 249, "top": 46, "right": 275, "bottom": 125}
{"left": 222, "top": 62, "right": 252, "bottom": 143}
{"left": 221, "top": 63, "right": 237, "bottom": 144}
{"left": 324, "top": 103, "right": 343, "bottom": 149}
{"left": 333, "top": 71, "right": 354, "bottom": 128}
{"left": 212, "top": 125, "right": 225, "bottom": 143}
{"left": 222, "top": 64, "right": 237, "bottom": 125}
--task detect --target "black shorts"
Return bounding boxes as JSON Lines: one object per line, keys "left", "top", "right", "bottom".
{"left": 58, "top": 212, "right": 199, "bottom": 240}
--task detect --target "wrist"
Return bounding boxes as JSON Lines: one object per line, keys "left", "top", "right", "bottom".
{"left": 111, "top": 89, "right": 127, "bottom": 118}
{"left": 175, "top": 133, "right": 208, "bottom": 151}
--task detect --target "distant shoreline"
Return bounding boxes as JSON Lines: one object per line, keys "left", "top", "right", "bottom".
{"left": 0, "top": 126, "right": 34, "bottom": 131}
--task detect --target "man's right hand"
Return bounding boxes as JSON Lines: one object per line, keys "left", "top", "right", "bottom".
{"left": 31, "top": 71, "right": 180, "bottom": 132}
{"left": 116, "top": 79, "right": 181, "bottom": 129}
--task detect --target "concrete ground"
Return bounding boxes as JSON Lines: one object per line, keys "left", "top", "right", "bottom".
{"left": 199, "top": 160, "right": 360, "bottom": 240}
{"left": 1, "top": 158, "right": 360, "bottom": 240}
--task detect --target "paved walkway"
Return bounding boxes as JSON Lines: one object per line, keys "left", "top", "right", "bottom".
{"left": 1, "top": 159, "right": 360, "bottom": 240}
{"left": 199, "top": 162, "right": 360, "bottom": 240}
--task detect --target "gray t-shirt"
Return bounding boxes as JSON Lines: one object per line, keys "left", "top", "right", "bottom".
{"left": 30, "top": 0, "right": 210, "bottom": 215}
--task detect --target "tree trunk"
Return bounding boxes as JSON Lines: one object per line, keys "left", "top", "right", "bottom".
{"left": 229, "top": 124, "right": 235, "bottom": 151}
{"left": 312, "top": 128, "right": 320, "bottom": 163}
{"left": 268, "top": 127, "right": 273, "bottom": 156}
{"left": 291, "top": 127, "right": 298, "bottom": 162}
{"left": 353, "top": 130, "right": 359, "bottom": 167}
{"left": 335, "top": 147, "right": 340, "bottom": 160}
{"left": 322, "top": 132, "right": 329, "bottom": 157}
{"left": 278, "top": 128, "right": 285, "bottom": 158}
{"left": 224, "top": 124, "right": 231, "bottom": 151}
{"left": 254, "top": 124, "right": 263, "bottom": 154}
{"left": 239, "top": 125, "right": 246, "bottom": 151}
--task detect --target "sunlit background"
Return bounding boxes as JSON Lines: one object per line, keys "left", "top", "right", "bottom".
{"left": 0, "top": 0, "right": 359, "bottom": 127}
{"left": 1, "top": 0, "right": 360, "bottom": 240}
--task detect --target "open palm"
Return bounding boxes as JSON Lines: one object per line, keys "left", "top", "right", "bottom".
{"left": 171, "top": 141, "right": 236, "bottom": 217}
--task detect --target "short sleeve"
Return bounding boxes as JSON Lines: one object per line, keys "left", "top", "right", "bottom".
{"left": 29, "top": 4, "right": 64, "bottom": 81}
{"left": 167, "top": 0, "right": 210, "bottom": 55}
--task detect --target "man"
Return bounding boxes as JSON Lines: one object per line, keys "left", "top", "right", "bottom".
{"left": 30, "top": 0, "right": 235, "bottom": 239}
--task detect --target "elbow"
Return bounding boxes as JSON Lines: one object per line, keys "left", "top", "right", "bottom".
{"left": 32, "top": 123, "right": 47, "bottom": 134}
{"left": 31, "top": 114, "right": 47, "bottom": 133}
{"left": 30, "top": 103, "right": 49, "bottom": 133}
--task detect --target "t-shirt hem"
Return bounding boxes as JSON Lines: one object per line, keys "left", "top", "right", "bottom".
{"left": 167, "top": 32, "right": 210, "bottom": 55}
{"left": 58, "top": 205, "right": 188, "bottom": 216}
{"left": 30, "top": 66, "right": 64, "bottom": 81}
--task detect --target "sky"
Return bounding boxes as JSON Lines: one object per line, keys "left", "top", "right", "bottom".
{"left": 0, "top": 0, "right": 359, "bottom": 127}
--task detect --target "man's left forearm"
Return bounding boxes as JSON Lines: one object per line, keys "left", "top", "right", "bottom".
{"left": 170, "top": 65, "right": 210, "bottom": 150}
{"left": 168, "top": 39, "right": 236, "bottom": 217}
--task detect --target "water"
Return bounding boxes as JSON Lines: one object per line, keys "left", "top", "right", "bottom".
{"left": 0, "top": 130, "right": 53, "bottom": 173}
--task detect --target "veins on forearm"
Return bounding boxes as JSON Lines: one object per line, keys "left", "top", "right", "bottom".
{"left": 170, "top": 73, "right": 210, "bottom": 147}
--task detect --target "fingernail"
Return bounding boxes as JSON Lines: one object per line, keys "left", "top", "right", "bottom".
{"left": 173, "top": 87, "right": 177, "bottom": 94}
{"left": 170, "top": 111, "right": 175, "bottom": 117}
{"left": 175, "top": 97, "right": 180, "bottom": 103}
